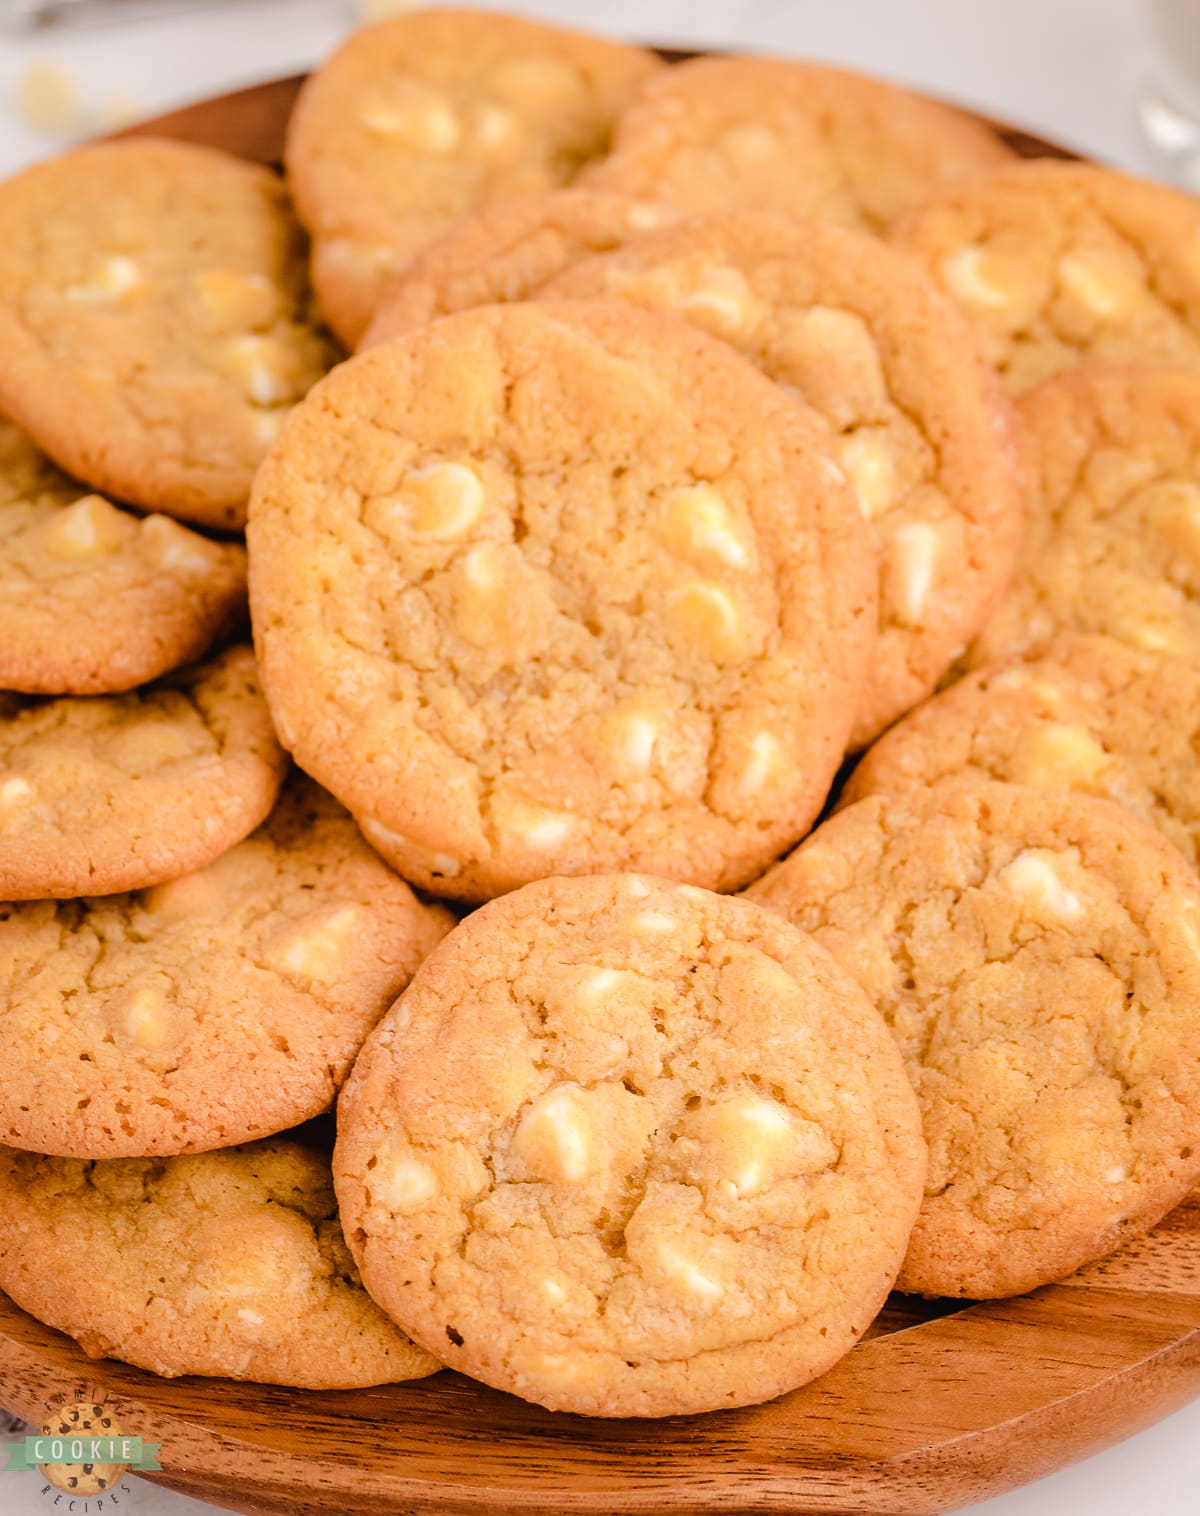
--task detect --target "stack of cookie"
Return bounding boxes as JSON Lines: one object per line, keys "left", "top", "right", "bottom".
{"left": 3, "top": 5, "right": 1200, "bottom": 1424}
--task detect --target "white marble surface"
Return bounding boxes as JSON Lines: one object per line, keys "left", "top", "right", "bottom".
{"left": 1, "top": 1, "right": 1199, "bottom": 1513}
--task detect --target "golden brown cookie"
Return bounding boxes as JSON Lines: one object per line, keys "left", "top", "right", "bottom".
{"left": 890, "top": 160, "right": 1200, "bottom": 393}
{"left": 361, "top": 188, "right": 678, "bottom": 348}
{"left": 0, "top": 645, "right": 286, "bottom": 899}
{"left": 335, "top": 874, "right": 925, "bottom": 1417}
{"left": 747, "top": 782, "right": 1200, "bottom": 1299}
{"left": 0, "top": 139, "right": 336, "bottom": 528}
{"left": 0, "top": 1140, "right": 440, "bottom": 1388}
{"left": 580, "top": 56, "right": 1012, "bottom": 231}
{"left": 968, "top": 366, "right": 1200, "bottom": 669}
{"left": 0, "top": 419, "right": 247, "bottom": 694}
{"left": 286, "top": 9, "right": 661, "bottom": 344}
{"left": 0, "top": 778, "right": 453, "bottom": 1158}
{"left": 845, "top": 635, "right": 1200, "bottom": 866}
{"left": 248, "top": 299, "right": 876, "bottom": 901}
{"left": 546, "top": 213, "right": 1021, "bottom": 745}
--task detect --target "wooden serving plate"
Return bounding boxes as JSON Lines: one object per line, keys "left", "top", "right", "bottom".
{"left": 1, "top": 59, "right": 1188, "bottom": 1516}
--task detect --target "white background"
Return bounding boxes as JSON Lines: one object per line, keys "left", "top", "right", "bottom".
{"left": 0, "top": 1, "right": 1198, "bottom": 1514}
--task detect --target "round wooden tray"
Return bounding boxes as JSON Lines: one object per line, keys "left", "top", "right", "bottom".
{"left": 3, "top": 59, "right": 1194, "bottom": 1516}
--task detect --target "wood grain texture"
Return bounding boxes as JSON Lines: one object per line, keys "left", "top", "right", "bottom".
{"left": 4, "top": 65, "right": 1172, "bottom": 1516}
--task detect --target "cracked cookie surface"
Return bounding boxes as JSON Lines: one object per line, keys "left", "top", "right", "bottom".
{"left": 0, "top": 778, "right": 453, "bottom": 1158}
{"left": 546, "top": 213, "right": 1022, "bottom": 746}
{"left": 967, "top": 366, "right": 1200, "bottom": 669}
{"left": 334, "top": 873, "right": 925, "bottom": 1417}
{"left": 286, "top": 9, "right": 661, "bottom": 345}
{"left": 0, "top": 1140, "right": 439, "bottom": 1388}
{"left": 248, "top": 300, "right": 876, "bottom": 901}
{"left": 0, "top": 139, "right": 336, "bottom": 528}
{"left": 0, "top": 420, "right": 247, "bottom": 694}
{"left": 0, "top": 645, "right": 286, "bottom": 899}
{"left": 891, "top": 161, "right": 1200, "bottom": 393}
{"left": 746, "top": 781, "right": 1200, "bottom": 1298}
{"left": 361, "top": 188, "right": 679, "bottom": 348}
{"left": 845, "top": 635, "right": 1200, "bottom": 866}
{"left": 580, "top": 57, "right": 1012, "bottom": 232}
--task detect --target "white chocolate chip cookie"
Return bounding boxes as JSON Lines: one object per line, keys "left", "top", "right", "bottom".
{"left": 0, "top": 645, "right": 286, "bottom": 899}
{"left": 286, "top": 9, "right": 661, "bottom": 344}
{"left": 334, "top": 874, "right": 924, "bottom": 1416}
{"left": 747, "top": 782, "right": 1200, "bottom": 1298}
{"left": 248, "top": 300, "right": 876, "bottom": 901}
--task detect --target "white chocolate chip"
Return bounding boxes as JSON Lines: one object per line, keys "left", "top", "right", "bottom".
{"left": 39, "top": 494, "right": 124, "bottom": 561}
{"left": 141, "top": 514, "right": 218, "bottom": 574}
{"left": 661, "top": 482, "right": 749, "bottom": 567}
{"left": 710, "top": 1093, "right": 794, "bottom": 1197}
{"left": 540, "top": 1278, "right": 567, "bottom": 1305}
{"left": 120, "top": 986, "right": 166, "bottom": 1052}
{"left": 363, "top": 97, "right": 460, "bottom": 152}
{"left": 838, "top": 432, "right": 897, "bottom": 521}
{"left": 677, "top": 266, "right": 757, "bottom": 337}
{"left": 1012, "top": 722, "right": 1109, "bottom": 790}
{"left": 575, "top": 968, "right": 624, "bottom": 1008}
{"left": 475, "top": 104, "right": 518, "bottom": 151}
{"left": 629, "top": 911, "right": 677, "bottom": 936}
{"left": 997, "top": 850, "right": 1084, "bottom": 923}
{"left": 359, "top": 816, "right": 461, "bottom": 877}
{"left": 624, "top": 877, "right": 652, "bottom": 899}
{"left": 236, "top": 1308, "right": 265, "bottom": 1331}
{"left": 884, "top": 522, "right": 940, "bottom": 628}
{"left": 737, "top": 733, "right": 783, "bottom": 798}
{"left": 513, "top": 1085, "right": 592, "bottom": 1183}
{"left": 406, "top": 461, "right": 485, "bottom": 540}
{"left": 665, "top": 581, "right": 747, "bottom": 664}
{"left": 65, "top": 255, "right": 142, "bottom": 306}
{"left": 0, "top": 777, "right": 34, "bottom": 809}
{"left": 655, "top": 1241, "right": 723, "bottom": 1300}
{"left": 941, "top": 245, "right": 1012, "bottom": 309}
{"left": 492, "top": 797, "right": 576, "bottom": 849}
{"left": 1104, "top": 1165, "right": 1127, "bottom": 1184}
{"left": 372, "top": 1150, "right": 439, "bottom": 1213}
{"left": 269, "top": 905, "right": 361, "bottom": 985}
{"left": 221, "top": 334, "right": 292, "bottom": 405}
{"left": 1058, "top": 251, "right": 1138, "bottom": 319}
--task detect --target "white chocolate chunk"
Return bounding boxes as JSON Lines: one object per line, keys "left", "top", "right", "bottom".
{"left": 251, "top": 408, "right": 287, "bottom": 449}
{"left": 237, "top": 1308, "right": 265, "bottom": 1331}
{"left": 737, "top": 733, "right": 783, "bottom": 798}
{"left": 941, "top": 245, "right": 1012, "bottom": 309}
{"left": 1012, "top": 722, "right": 1109, "bottom": 790}
{"left": 603, "top": 703, "right": 660, "bottom": 772}
{"left": 662, "top": 483, "right": 749, "bottom": 567}
{"left": 513, "top": 1085, "right": 592, "bottom": 1183}
{"left": 540, "top": 1277, "right": 567, "bottom": 1305}
{"left": 492, "top": 797, "right": 576, "bottom": 848}
{"left": 624, "top": 877, "right": 652, "bottom": 899}
{"left": 359, "top": 817, "right": 462, "bottom": 877}
{"left": 782, "top": 306, "right": 888, "bottom": 403}
{"left": 0, "top": 777, "right": 33, "bottom": 809}
{"left": 575, "top": 968, "right": 624, "bottom": 1009}
{"left": 120, "top": 986, "right": 166, "bottom": 1052}
{"left": 221, "top": 334, "right": 292, "bottom": 405}
{"left": 884, "top": 522, "right": 940, "bottom": 627}
{"left": 143, "top": 868, "right": 224, "bottom": 921}
{"left": 65, "top": 254, "right": 141, "bottom": 305}
{"left": 677, "top": 266, "right": 756, "bottom": 336}
{"left": 475, "top": 104, "right": 518, "bottom": 150}
{"left": 363, "top": 97, "right": 460, "bottom": 152}
{"left": 270, "top": 905, "right": 361, "bottom": 984}
{"left": 39, "top": 494, "right": 124, "bottom": 561}
{"left": 655, "top": 1240, "right": 723, "bottom": 1300}
{"left": 666, "top": 581, "right": 747, "bottom": 664}
{"left": 372, "top": 1151, "right": 439, "bottom": 1213}
{"left": 629, "top": 911, "right": 677, "bottom": 936}
{"left": 710, "top": 1093, "right": 794, "bottom": 1196}
{"left": 1058, "top": 252, "right": 1137, "bottom": 319}
{"left": 141, "top": 514, "right": 218, "bottom": 574}
{"left": 1105, "top": 1165, "right": 1127, "bottom": 1184}
{"left": 997, "top": 850, "right": 1084, "bottom": 922}
{"left": 193, "top": 267, "right": 277, "bottom": 327}
{"left": 838, "top": 432, "right": 897, "bottom": 520}
{"left": 406, "top": 461, "right": 485, "bottom": 540}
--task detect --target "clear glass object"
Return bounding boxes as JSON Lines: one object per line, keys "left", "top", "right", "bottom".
{"left": 1140, "top": 0, "right": 1200, "bottom": 188}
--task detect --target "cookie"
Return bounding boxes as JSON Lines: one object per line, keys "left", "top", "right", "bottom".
{"left": 361, "top": 188, "right": 679, "bottom": 348}
{"left": 746, "top": 782, "right": 1200, "bottom": 1299}
{"left": 546, "top": 213, "right": 1022, "bottom": 746}
{"left": 0, "top": 778, "right": 453, "bottom": 1158}
{"left": 248, "top": 300, "right": 876, "bottom": 901}
{"left": 0, "top": 1140, "right": 440, "bottom": 1388}
{"left": 580, "top": 56, "right": 1012, "bottom": 232}
{"left": 286, "top": 9, "right": 661, "bottom": 344}
{"left": 0, "top": 419, "right": 247, "bottom": 694}
{"left": 0, "top": 645, "right": 287, "bottom": 900}
{"left": 967, "top": 366, "right": 1200, "bottom": 670}
{"left": 334, "top": 874, "right": 925, "bottom": 1417}
{"left": 890, "top": 161, "right": 1200, "bottom": 393}
{"left": 0, "top": 139, "right": 336, "bottom": 528}
{"left": 845, "top": 635, "right": 1200, "bottom": 867}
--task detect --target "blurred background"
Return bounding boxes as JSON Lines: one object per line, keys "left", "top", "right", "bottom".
{"left": 0, "top": 0, "right": 1172, "bottom": 178}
